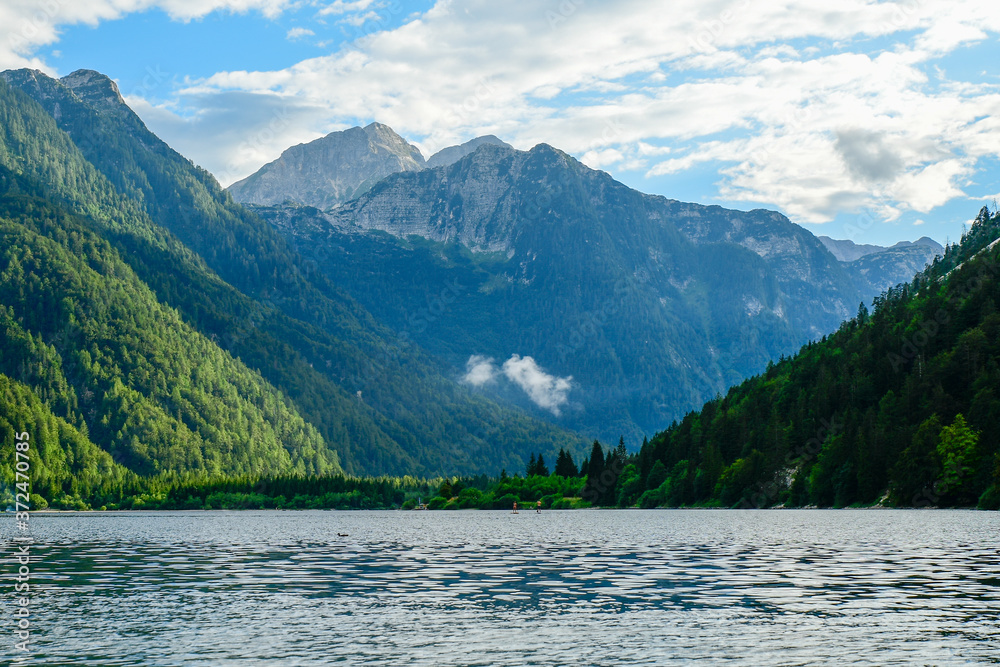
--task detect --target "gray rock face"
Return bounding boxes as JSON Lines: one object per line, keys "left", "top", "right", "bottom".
{"left": 818, "top": 236, "right": 887, "bottom": 262}
{"left": 328, "top": 142, "right": 525, "bottom": 252}
{"left": 322, "top": 143, "right": 881, "bottom": 328}
{"left": 58, "top": 69, "right": 130, "bottom": 120}
{"left": 427, "top": 135, "right": 512, "bottom": 169}
{"left": 227, "top": 122, "right": 426, "bottom": 209}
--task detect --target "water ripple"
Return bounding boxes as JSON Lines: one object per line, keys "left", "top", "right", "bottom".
{"left": 2, "top": 509, "right": 999, "bottom": 665}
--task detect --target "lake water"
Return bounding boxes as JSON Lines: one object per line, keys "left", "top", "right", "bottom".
{"left": 3, "top": 509, "right": 999, "bottom": 665}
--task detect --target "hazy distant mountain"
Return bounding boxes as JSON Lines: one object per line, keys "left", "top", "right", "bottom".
{"left": 819, "top": 235, "right": 942, "bottom": 262}
{"left": 427, "top": 135, "right": 512, "bottom": 168}
{"left": 228, "top": 122, "right": 426, "bottom": 209}
{"left": 845, "top": 242, "right": 944, "bottom": 294}
{"left": 818, "top": 235, "right": 943, "bottom": 293}
{"left": 818, "top": 236, "right": 887, "bottom": 262}
{"left": 254, "top": 139, "right": 933, "bottom": 442}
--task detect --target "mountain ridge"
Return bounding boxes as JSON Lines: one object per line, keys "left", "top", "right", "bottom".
{"left": 427, "top": 135, "right": 512, "bottom": 168}
{"left": 253, "top": 138, "right": 936, "bottom": 442}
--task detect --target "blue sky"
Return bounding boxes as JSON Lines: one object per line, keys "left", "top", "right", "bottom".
{"left": 3, "top": 0, "right": 1000, "bottom": 246}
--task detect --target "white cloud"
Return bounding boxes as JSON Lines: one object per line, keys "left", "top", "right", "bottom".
{"left": 461, "top": 355, "right": 497, "bottom": 387}
{"left": 0, "top": 0, "right": 297, "bottom": 71}
{"left": 340, "top": 10, "right": 381, "bottom": 27}
{"left": 580, "top": 147, "right": 624, "bottom": 170}
{"left": 124, "top": 91, "right": 335, "bottom": 186}
{"left": 286, "top": 27, "right": 315, "bottom": 40}
{"left": 318, "top": 0, "right": 377, "bottom": 16}
{"left": 166, "top": 0, "right": 1000, "bottom": 218}
{"left": 8, "top": 0, "right": 1000, "bottom": 230}
{"left": 501, "top": 355, "right": 572, "bottom": 416}
{"left": 461, "top": 353, "right": 573, "bottom": 415}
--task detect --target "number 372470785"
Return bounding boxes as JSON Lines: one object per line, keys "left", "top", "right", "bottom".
{"left": 14, "top": 431, "right": 30, "bottom": 514}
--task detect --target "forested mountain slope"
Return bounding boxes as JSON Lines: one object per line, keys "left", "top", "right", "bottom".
{"left": 0, "top": 69, "right": 584, "bottom": 482}
{"left": 0, "top": 164, "right": 337, "bottom": 514}
{"left": 625, "top": 207, "right": 1000, "bottom": 509}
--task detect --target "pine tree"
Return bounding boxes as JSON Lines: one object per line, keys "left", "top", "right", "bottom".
{"left": 587, "top": 440, "right": 605, "bottom": 480}
{"left": 554, "top": 448, "right": 578, "bottom": 477}
{"left": 536, "top": 454, "right": 549, "bottom": 477}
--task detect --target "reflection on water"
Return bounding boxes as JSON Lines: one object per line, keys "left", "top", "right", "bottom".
{"left": 3, "top": 509, "right": 999, "bottom": 665}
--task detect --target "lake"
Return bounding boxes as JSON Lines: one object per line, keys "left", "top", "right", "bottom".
{"left": 3, "top": 509, "right": 999, "bottom": 665}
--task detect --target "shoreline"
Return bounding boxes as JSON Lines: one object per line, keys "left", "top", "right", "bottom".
{"left": 10, "top": 505, "right": 988, "bottom": 514}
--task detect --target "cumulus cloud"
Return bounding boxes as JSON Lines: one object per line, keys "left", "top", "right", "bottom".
{"left": 124, "top": 91, "right": 335, "bottom": 186}
{"left": 461, "top": 354, "right": 573, "bottom": 415}
{"left": 317, "top": 0, "right": 377, "bottom": 16}
{"left": 835, "top": 129, "right": 905, "bottom": 184}
{"left": 501, "top": 355, "right": 573, "bottom": 416}
{"left": 462, "top": 355, "right": 498, "bottom": 387}
{"left": 162, "top": 0, "right": 1000, "bottom": 223}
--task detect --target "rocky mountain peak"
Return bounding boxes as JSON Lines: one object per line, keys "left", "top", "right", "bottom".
{"left": 59, "top": 69, "right": 127, "bottom": 111}
{"left": 227, "top": 122, "right": 426, "bottom": 209}
{"left": 361, "top": 122, "right": 425, "bottom": 164}
{"left": 1, "top": 67, "right": 147, "bottom": 131}
{"left": 0, "top": 68, "right": 58, "bottom": 102}
{"left": 427, "top": 135, "right": 513, "bottom": 168}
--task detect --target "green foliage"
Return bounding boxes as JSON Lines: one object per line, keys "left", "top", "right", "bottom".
{"left": 979, "top": 484, "right": 1000, "bottom": 510}
{"left": 646, "top": 460, "right": 668, "bottom": 489}
{"left": 0, "top": 373, "right": 135, "bottom": 505}
{"left": 427, "top": 496, "right": 448, "bottom": 510}
{"left": 0, "top": 172, "right": 336, "bottom": 478}
{"left": 935, "top": 414, "right": 978, "bottom": 501}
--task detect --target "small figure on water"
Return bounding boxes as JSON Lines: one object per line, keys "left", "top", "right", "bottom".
{"left": 536, "top": 501, "right": 541, "bottom": 513}
{"left": 512, "top": 501, "right": 518, "bottom": 514}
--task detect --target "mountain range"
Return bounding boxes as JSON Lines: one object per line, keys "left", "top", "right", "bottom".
{"left": 818, "top": 235, "right": 942, "bottom": 262}
{"left": 0, "top": 68, "right": 583, "bottom": 498}
{"left": 237, "top": 127, "right": 944, "bottom": 442}
{"left": 0, "top": 66, "right": 961, "bottom": 508}
{"left": 227, "top": 123, "right": 511, "bottom": 209}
